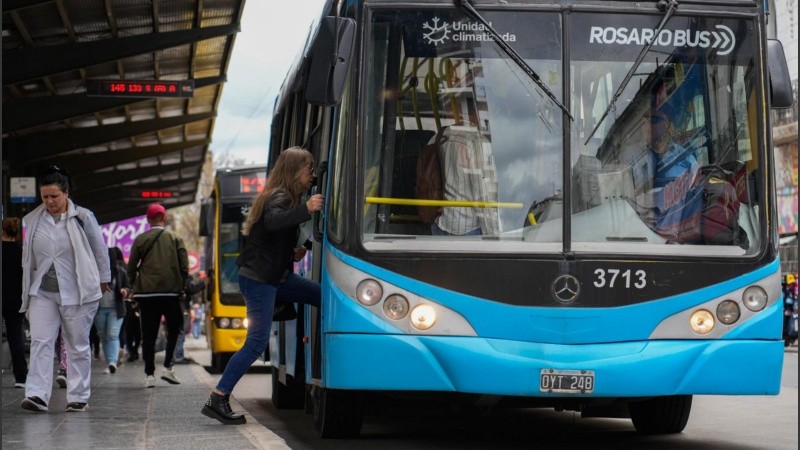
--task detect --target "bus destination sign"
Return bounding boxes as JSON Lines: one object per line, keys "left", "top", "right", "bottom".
{"left": 239, "top": 174, "right": 266, "bottom": 193}
{"left": 86, "top": 79, "right": 195, "bottom": 98}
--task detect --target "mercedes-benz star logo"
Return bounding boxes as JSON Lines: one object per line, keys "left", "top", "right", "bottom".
{"left": 552, "top": 274, "right": 580, "bottom": 303}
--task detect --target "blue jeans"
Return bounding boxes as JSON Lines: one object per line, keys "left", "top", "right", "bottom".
{"left": 216, "top": 273, "right": 320, "bottom": 395}
{"left": 93, "top": 306, "right": 123, "bottom": 365}
{"left": 174, "top": 329, "right": 186, "bottom": 361}
{"left": 191, "top": 319, "right": 202, "bottom": 338}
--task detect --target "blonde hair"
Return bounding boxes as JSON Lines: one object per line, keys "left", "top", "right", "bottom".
{"left": 241, "top": 147, "right": 313, "bottom": 236}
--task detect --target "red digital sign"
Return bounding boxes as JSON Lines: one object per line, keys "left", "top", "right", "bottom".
{"left": 86, "top": 79, "right": 194, "bottom": 98}
{"left": 239, "top": 174, "right": 266, "bottom": 194}
{"left": 137, "top": 190, "right": 174, "bottom": 199}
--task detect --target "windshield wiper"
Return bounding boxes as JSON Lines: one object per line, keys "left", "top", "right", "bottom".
{"left": 454, "top": 0, "right": 573, "bottom": 120}
{"left": 584, "top": 0, "right": 679, "bottom": 145}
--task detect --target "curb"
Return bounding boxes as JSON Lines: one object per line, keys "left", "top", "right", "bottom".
{"left": 189, "top": 359, "right": 290, "bottom": 449}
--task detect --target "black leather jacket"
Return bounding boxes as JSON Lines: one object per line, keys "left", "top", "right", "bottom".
{"left": 237, "top": 189, "right": 311, "bottom": 284}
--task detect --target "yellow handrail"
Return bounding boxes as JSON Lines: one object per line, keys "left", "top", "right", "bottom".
{"left": 366, "top": 197, "right": 523, "bottom": 209}
{"left": 410, "top": 57, "right": 423, "bottom": 130}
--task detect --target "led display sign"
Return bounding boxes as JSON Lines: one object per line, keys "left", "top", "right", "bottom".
{"left": 218, "top": 170, "right": 267, "bottom": 198}
{"left": 239, "top": 174, "right": 266, "bottom": 194}
{"left": 86, "top": 79, "right": 194, "bottom": 98}
{"left": 135, "top": 190, "right": 174, "bottom": 199}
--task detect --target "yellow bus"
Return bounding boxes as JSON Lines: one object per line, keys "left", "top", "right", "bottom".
{"left": 199, "top": 166, "right": 266, "bottom": 372}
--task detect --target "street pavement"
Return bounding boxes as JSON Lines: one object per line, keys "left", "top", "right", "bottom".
{"left": 1, "top": 336, "right": 289, "bottom": 450}
{"left": 2, "top": 336, "right": 797, "bottom": 449}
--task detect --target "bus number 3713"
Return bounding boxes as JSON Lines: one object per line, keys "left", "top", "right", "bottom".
{"left": 593, "top": 269, "right": 647, "bottom": 289}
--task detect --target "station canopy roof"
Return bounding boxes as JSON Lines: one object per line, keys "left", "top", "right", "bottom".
{"left": 2, "top": 0, "right": 245, "bottom": 224}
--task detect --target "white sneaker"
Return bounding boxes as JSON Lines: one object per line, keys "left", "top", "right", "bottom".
{"left": 144, "top": 375, "right": 156, "bottom": 388}
{"left": 55, "top": 373, "right": 67, "bottom": 389}
{"left": 160, "top": 369, "right": 180, "bottom": 385}
{"left": 108, "top": 363, "right": 117, "bottom": 374}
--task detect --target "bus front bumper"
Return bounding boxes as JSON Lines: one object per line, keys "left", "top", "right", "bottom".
{"left": 322, "top": 334, "right": 783, "bottom": 396}
{"left": 211, "top": 328, "right": 247, "bottom": 353}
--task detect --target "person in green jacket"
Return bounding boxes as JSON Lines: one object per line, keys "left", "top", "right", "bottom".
{"left": 127, "top": 203, "right": 188, "bottom": 388}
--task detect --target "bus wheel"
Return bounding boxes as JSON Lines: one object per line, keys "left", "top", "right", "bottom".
{"left": 312, "top": 387, "right": 363, "bottom": 439}
{"left": 629, "top": 395, "right": 692, "bottom": 434}
{"left": 211, "top": 352, "right": 232, "bottom": 373}
{"left": 271, "top": 366, "right": 304, "bottom": 409}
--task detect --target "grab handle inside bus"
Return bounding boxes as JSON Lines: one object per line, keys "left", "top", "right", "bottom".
{"left": 313, "top": 160, "right": 329, "bottom": 242}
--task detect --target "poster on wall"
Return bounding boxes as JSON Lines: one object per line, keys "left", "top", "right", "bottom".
{"left": 776, "top": 142, "right": 798, "bottom": 235}
{"left": 100, "top": 215, "right": 149, "bottom": 262}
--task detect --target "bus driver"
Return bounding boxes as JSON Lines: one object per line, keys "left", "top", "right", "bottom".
{"left": 646, "top": 102, "right": 701, "bottom": 243}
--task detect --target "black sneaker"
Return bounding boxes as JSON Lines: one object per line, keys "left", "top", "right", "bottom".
{"left": 56, "top": 371, "right": 67, "bottom": 388}
{"left": 21, "top": 396, "right": 48, "bottom": 412}
{"left": 66, "top": 402, "right": 88, "bottom": 412}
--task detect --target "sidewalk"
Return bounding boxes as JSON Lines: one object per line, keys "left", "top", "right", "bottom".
{"left": 1, "top": 336, "right": 289, "bottom": 450}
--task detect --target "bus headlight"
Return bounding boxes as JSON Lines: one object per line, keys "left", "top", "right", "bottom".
{"left": 742, "top": 286, "right": 768, "bottom": 311}
{"left": 689, "top": 309, "right": 714, "bottom": 335}
{"left": 410, "top": 304, "right": 437, "bottom": 330}
{"left": 231, "top": 318, "right": 243, "bottom": 329}
{"left": 716, "top": 300, "right": 740, "bottom": 325}
{"left": 243, "top": 318, "right": 249, "bottom": 329}
{"left": 356, "top": 279, "right": 383, "bottom": 306}
{"left": 218, "top": 317, "right": 231, "bottom": 328}
{"left": 383, "top": 294, "right": 409, "bottom": 320}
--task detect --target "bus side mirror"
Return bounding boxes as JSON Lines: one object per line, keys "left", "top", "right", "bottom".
{"left": 199, "top": 203, "right": 212, "bottom": 237}
{"left": 305, "top": 17, "right": 356, "bottom": 106}
{"left": 767, "top": 39, "right": 793, "bottom": 108}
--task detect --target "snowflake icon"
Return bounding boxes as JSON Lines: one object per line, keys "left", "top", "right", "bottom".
{"left": 423, "top": 17, "right": 450, "bottom": 46}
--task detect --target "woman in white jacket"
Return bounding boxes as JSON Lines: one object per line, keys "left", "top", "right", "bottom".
{"left": 20, "top": 166, "right": 111, "bottom": 413}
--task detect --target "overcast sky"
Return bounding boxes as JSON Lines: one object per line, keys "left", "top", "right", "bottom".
{"left": 211, "top": 0, "right": 326, "bottom": 166}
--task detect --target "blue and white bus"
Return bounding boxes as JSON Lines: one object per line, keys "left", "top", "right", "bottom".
{"left": 267, "top": 0, "right": 794, "bottom": 438}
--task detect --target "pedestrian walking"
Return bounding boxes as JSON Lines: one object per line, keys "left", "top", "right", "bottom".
{"left": 201, "top": 147, "right": 322, "bottom": 425}
{"left": 2, "top": 217, "right": 28, "bottom": 388}
{"left": 94, "top": 248, "right": 130, "bottom": 374}
{"left": 190, "top": 303, "right": 204, "bottom": 339}
{"left": 127, "top": 203, "right": 188, "bottom": 388}
{"left": 20, "top": 166, "right": 111, "bottom": 413}
{"left": 173, "top": 276, "right": 204, "bottom": 364}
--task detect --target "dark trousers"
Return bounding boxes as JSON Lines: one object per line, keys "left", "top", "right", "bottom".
{"left": 138, "top": 296, "right": 183, "bottom": 376}
{"left": 124, "top": 306, "right": 141, "bottom": 356}
{"left": 90, "top": 324, "right": 99, "bottom": 357}
{"left": 2, "top": 309, "right": 28, "bottom": 383}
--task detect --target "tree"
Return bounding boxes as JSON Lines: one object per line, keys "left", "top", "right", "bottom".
{"left": 168, "top": 149, "right": 252, "bottom": 271}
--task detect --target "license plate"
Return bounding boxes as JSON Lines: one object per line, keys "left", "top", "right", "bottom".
{"left": 539, "top": 369, "right": 595, "bottom": 394}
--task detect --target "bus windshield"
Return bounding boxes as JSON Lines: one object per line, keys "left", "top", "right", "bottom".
{"left": 219, "top": 205, "right": 246, "bottom": 305}
{"left": 360, "top": 8, "right": 762, "bottom": 257}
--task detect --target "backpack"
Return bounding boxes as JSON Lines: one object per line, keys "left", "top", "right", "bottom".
{"left": 696, "top": 165, "right": 747, "bottom": 247}
{"left": 415, "top": 131, "right": 447, "bottom": 223}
